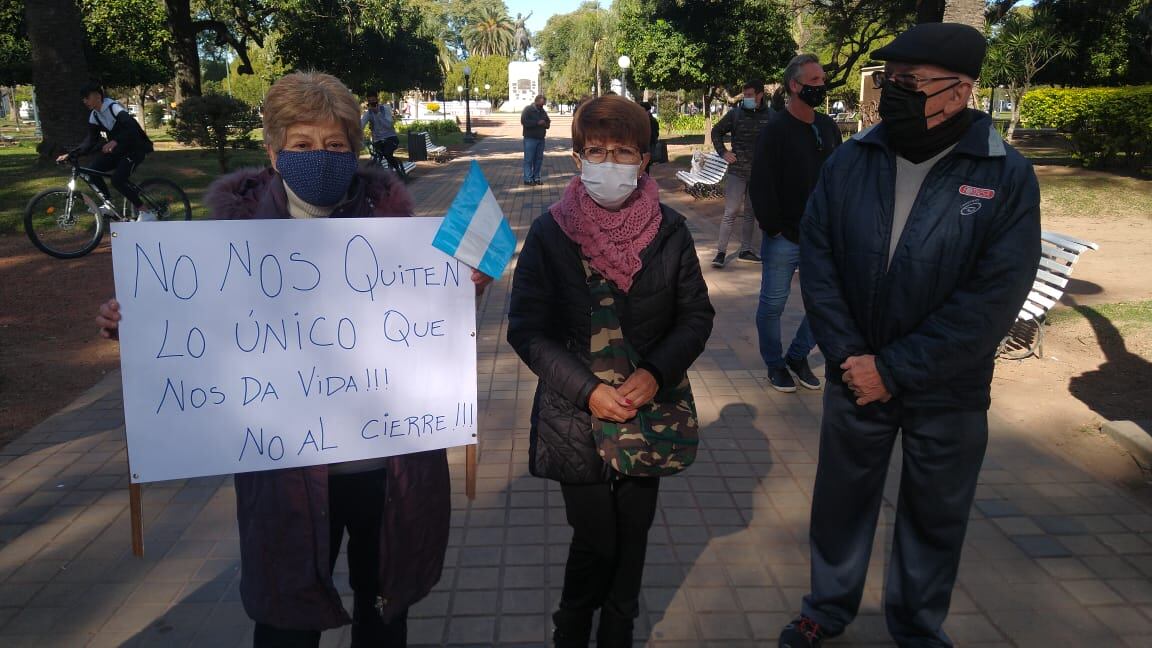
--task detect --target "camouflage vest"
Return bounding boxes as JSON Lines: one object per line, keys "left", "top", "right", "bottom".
{"left": 585, "top": 260, "right": 698, "bottom": 477}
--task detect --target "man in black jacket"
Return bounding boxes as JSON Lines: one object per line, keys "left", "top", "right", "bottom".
{"left": 709, "top": 79, "right": 773, "bottom": 266}
{"left": 521, "top": 94, "right": 550, "bottom": 185}
{"left": 748, "top": 54, "right": 841, "bottom": 393}
{"left": 57, "top": 83, "right": 155, "bottom": 220}
{"left": 779, "top": 24, "right": 1041, "bottom": 648}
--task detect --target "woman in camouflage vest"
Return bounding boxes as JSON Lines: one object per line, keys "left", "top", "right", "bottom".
{"left": 508, "top": 96, "right": 715, "bottom": 647}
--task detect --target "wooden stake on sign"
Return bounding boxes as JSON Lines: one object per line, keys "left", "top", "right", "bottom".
{"left": 466, "top": 445, "right": 477, "bottom": 499}
{"left": 129, "top": 482, "right": 144, "bottom": 557}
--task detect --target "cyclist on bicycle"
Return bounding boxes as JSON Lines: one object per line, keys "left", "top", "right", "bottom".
{"left": 360, "top": 92, "right": 406, "bottom": 179}
{"left": 55, "top": 83, "right": 157, "bottom": 220}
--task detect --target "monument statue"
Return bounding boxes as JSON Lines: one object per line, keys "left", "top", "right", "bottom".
{"left": 513, "top": 12, "right": 533, "bottom": 61}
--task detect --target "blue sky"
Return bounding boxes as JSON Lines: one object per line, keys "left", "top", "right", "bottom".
{"left": 506, "top": 0, "right": 589, "bottom": 33}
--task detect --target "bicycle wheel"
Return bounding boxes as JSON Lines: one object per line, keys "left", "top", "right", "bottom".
{"left": 24, "top": 188, "right": 105, "bottom": 259}
{"left": 135, "top": 178, "right": 192, "bottom": 221}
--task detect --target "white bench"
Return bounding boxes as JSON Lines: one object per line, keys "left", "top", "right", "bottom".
{"left": 365, "top": 139, "right": 417, "bottom": 177}
{"left": 423, "top": 133, "right": 448, "bottom": 161}
{"left": 998, "top": 230, "right": 1099, "bottom": 359}
{"left": 676, "top": 151, "right": 728, "bottom": 198}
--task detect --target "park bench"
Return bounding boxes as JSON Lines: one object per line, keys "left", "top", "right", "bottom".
{"left": 0, "top": 134, "right": 18, "bottom": 147}
{"left": 833, "top": 111, "right": 859, "bottom": 135}
{"left": 676, "top": 151, "right": 728, "bottom": 199}
{"left": 365, "top": 139, "right": 417, "bottom": 176}
{"left": 423, "top": 132, "right": 448, "bottom": 161}
{"left": 997, "top": 230, "right": 1099, "bottom": 360}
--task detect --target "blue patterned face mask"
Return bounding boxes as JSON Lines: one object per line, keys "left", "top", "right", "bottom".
{"left": 276, "top": 149, "right": 358, "bottom": 206}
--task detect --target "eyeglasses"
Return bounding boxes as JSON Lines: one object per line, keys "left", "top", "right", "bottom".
{"left": 367, "top": 101, "right": 379, "bottom": 107}
{"left": 871, "top": 70, "right": 960, "bottom": 91}
{"left": 579, "top": 145, "right": 642, "bottom": 165}
{"left": 811, "top": 124, "right": 824, "bottom": 152}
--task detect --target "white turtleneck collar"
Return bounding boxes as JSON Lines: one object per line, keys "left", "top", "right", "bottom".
{"left": 283, "top": 181, "right": 337, "bottom": 219}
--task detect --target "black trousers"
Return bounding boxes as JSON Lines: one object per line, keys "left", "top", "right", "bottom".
{"left": 371, "top": 137, "right": 405, "bottom": 176}
{"left": 88, "top": 150, "right": 145, "bottom": 207}
{"left": 253, "top": 468, "right": 408, "bottom": 648}
{"left": 802, "top": 381, "right": 988, "bottom": 648}
{"left": 554, "top": 476, "right": 660, "bottom": 647}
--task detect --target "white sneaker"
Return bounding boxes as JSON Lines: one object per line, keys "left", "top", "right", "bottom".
{"left": 136, "top": 209, "right": 157, "bottom": 222}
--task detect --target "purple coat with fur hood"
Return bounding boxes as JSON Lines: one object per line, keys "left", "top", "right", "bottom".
{"left": 205, "top": 166, "right": 451, "bottom": 630}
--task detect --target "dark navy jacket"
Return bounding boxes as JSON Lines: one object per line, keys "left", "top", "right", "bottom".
{"left": 799, "top": 110, "right": 1041, "bottom": 410}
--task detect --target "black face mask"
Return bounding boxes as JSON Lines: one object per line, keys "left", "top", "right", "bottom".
{"left": 878, "top": 81, "right": 956, "bottom": 144}
{"left": 797, "top": 84, "right": 827, "bottom": 108}
{"left": 878, "top": 80, "right": 970, "bottom": 161}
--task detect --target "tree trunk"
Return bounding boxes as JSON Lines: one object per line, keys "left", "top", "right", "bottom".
{"left": 24, "top": 0, "right": 92, "bottom": 162}
{"left": 942, "top": 0, "right": 986, "bottom": 30}
{"left": 165, "top": 0, "right": 202, "bottom": 103}
{"left": 1006, "top": 85, "right": 1023, "bottom": 141}
{"left": 138, "top": 86, "right": 149, "bottom": 133}
{"left": 702, "top": 90, "right": 713, "bottom": 150}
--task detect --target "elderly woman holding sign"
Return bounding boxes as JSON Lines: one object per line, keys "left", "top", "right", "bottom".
{"left": 97, "top": 72, "right": 489, "bottom": 648}
{"left": 507, "top": 95, "right": 715, "bottom": 647}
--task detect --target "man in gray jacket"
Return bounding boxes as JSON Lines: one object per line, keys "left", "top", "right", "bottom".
{"left": 521, "top": 94, "right": 550, "bottom": 185}
{"left": 710, "top": 79, "right": 774, "bottom": 267}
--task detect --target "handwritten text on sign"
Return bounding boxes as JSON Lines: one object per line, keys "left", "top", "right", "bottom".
{"left": 110, "top": 218, "right": 477, "bottom": 483}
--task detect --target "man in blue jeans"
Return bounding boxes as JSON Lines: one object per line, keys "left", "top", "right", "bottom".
{"left": 749, "top": 55, "right": 842, "bottom": 392}
{"left": 521, "top": 94, "right": 550, "bottom": 185}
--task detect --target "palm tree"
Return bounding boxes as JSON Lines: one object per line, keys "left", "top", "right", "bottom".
{"left": 463, "top": 7, "right": 514, "bottom": 58}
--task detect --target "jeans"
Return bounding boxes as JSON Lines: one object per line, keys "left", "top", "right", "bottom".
{"left": 523, "top": 137, "right": 545, "bottom": 181}
{"left": 554, "top": 477, "right": 660, "bottom": 646}
{"left": 755, "top": 233, "right": 815, "bottom": 368}
{"left": 801, "top": 383, "right": 988, "bottom": 647}
{"left": 253, "top": 469, "right": 409, "bottom": 648}
{"left": 716, "top": 173, "right": 756, "bottom": 255}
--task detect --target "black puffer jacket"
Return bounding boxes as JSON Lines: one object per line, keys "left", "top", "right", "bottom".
{"left": 507, "top": 205, "right": 714, "bottom": 484}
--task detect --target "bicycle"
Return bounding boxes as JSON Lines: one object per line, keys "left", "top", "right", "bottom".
{"left": 24, "top": 157, "right": 192, "bottom": 259}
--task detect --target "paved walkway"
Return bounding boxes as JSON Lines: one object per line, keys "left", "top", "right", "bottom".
{"left": 1, "top": 115, "right": 1151, "bottom": 647}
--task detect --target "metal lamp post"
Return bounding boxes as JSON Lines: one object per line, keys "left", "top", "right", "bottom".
{"left": 463, "top": 65, "right": 475, "bottom": 143}
{"left": 484, "top": 83, "right": 491, "bottom": 112}
{"left": 618, "top": 55, "right": 631, "bottom": 100}
{"left": 456, "top": 85, "right": 463, "bottom": 102}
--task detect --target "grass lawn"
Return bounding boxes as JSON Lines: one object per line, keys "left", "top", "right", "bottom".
{"left": 0, "top": 145, "right": 269, "bottom": 233}
{"left": 1048, "top": 300, "right": 1152, "bottom": 329}
{"left": 1035, "top": 169, "right": 1152, "bottom": 224}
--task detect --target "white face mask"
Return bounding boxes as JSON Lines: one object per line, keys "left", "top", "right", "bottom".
{"left": 580, "top": 161, "right": 640, "bottom": 210}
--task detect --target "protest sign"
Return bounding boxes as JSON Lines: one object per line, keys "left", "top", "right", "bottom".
{"left": 110, "top": 217, "right": 477, "bottom": 483}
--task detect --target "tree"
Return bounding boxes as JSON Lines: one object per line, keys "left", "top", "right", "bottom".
{"left": 0, "top": 0, "right": 31, "bottom": 86}
{"left": 535, "top": 2, "right": 616, "bottom": 102}
{"left": 275, "top": 0, "right": 442, "bottom": 94}
{"left": 617, "top": 0, "right": 795, "bottom": 144}
{"left": 443, "top": 54, "right": 509, "bottom": 105}
{"left": 983, "top": 8, "right": 1076, "bottom": 139}
{"left": 792, "top": 1, "right": 918, "bottom": 91}
{"left": 24, "top": 0, "right": 93, "bottom": 161}
{"left": 81, "top": 0, "right": 173, "bottom": 130}
{"left": 462, "top": 5, "right": 514, "bottom": 57}
{"left": 164, "top": 0, "right": 274, "bottom": 102}
{"left": 169, "top": 93, "right": 261, "bottom": 170}
{"left": 1031, "top": 0, "right": 1152, "bottom": 86}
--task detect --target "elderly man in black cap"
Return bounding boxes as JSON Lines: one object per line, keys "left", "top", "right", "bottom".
{"left": 778, "top": 23, "right": 1041, "bottom": 648}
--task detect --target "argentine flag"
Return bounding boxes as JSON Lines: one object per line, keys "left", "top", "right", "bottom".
{"left": 432, "top": 160, "right": 516, "bottom": 279}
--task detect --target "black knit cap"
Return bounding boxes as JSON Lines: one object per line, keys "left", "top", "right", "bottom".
{"left": 872, "top": 22, "right": 988, "bottom": 79}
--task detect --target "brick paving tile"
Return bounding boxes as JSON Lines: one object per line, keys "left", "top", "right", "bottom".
{"left": 1, "top": 114, "right": 1149, "bottom": 647}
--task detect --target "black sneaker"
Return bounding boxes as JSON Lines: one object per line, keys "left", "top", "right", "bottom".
{"left": 779, "top": 616, "right": 826, "bottom": 648}
{"left": 786, "top": 356, "right": 822, "bottom": 390}
{"left": 737, "top": 250, "right": 762, "bottom": 263}
{"left": 711, "top": 252, "right": 726, "bottom": 268}
{"left": 768, "top": 366, "right": 797, "bottom": 393}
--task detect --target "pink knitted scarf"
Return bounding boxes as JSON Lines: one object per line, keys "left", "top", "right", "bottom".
{"left": 550, "top": 174, "right": 662, "bottom": 293}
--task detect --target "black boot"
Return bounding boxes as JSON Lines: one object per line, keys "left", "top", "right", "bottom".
{"left": 595, "top": 608, "right": 635, "bottom": 648}
{"left": 552, "top": 607, "right": 593, "bottom": 648}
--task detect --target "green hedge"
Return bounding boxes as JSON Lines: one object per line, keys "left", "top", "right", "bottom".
{"left": 659, "top": 113, "right": 706, "bottom": 134}
{"left": 1020, "top": 86, "right": 1152, "bottom": 170}
{"left": 396, "top": 119, "right": 460, "bottom": 136}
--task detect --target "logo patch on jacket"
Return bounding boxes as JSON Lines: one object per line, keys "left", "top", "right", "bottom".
{"left": 960, "top": 199, "right": 983, "bottom": 216}
{"left": 959, "top": 184, "right": 996, "bottom": 199}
